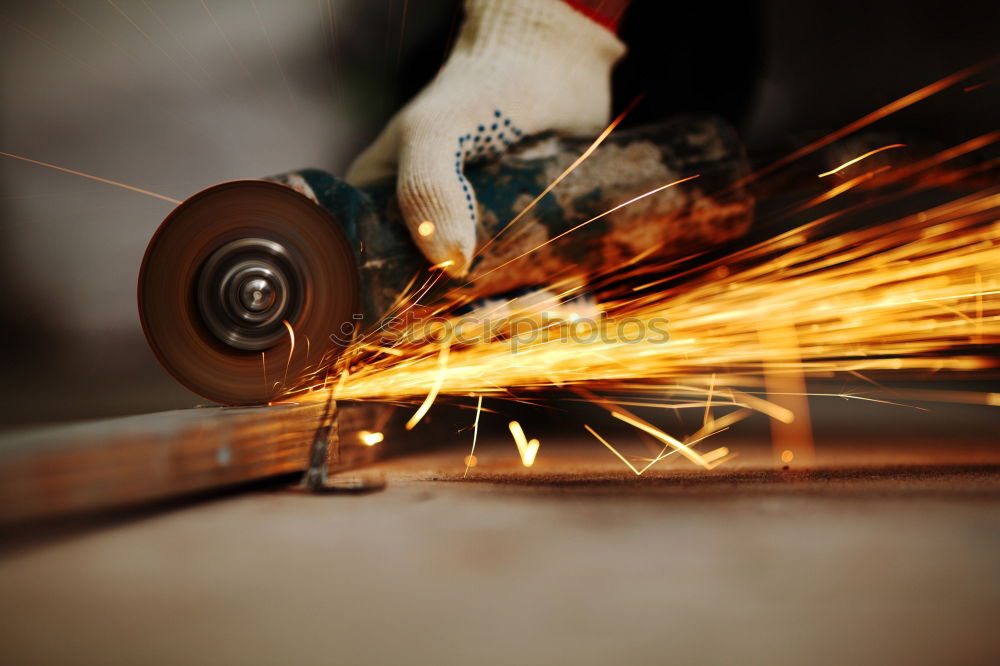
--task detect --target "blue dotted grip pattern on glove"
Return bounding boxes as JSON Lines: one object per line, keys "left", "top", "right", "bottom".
{"left": 455, "top": 109, "right": 524, "bottom": 222}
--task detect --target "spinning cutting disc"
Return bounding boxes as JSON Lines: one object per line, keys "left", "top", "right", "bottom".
{"left": 138, "top": 180, "right": 359, "bottom": 405}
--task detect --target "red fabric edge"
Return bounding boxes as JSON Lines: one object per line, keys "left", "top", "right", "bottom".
{"left": 560, "top": 0, "right": 624, "bottom": 32}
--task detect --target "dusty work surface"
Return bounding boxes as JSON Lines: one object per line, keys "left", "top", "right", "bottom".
{"left": 1, "top": 435, "right": 999, "bottom": 666}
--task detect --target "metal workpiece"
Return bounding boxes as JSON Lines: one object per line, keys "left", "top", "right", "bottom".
{"left": 290, "top": 115, "right": 753, "bottom": 318}
{"left": 0, "top": 398, "right": 398, "bottom": 525}
{"left": 139, "top": 116, "right": 752, "bottom": 405}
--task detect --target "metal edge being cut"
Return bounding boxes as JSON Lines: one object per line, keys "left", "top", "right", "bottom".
{"left": 0, "top": 400, "right": 394, "bottom": 526}
{"left": 138, "top": 179, "right": 360, "bottom": 405}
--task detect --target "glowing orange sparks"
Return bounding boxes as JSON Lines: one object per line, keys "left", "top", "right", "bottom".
{"left": 818, "top": 144, "right": 907, "bottom": 177}
{"left": 584, "top": 425, "right": 670, "bottom": 476}
{"left": 741, "top": 56, "right": 999, "bottom": 184}
{"left": 294, "top": 73, "right": 1000, "bottom": 478}
{"left": 261, "top": 351, "right": 267, "bottom": 397}
{"left": 281, "top": 319, "right": 296, "bottom": 389}
{"left": 508, "top": 420, "right": 540, "bottom": 467}
{"left": 405, "top": 341, "right": 451, "bottom": 430}
{"left": 359, "top": 430, "right": 384, "bottom": 446}
{"left": 611, "top": 411, "right": 713, "bottom": 469}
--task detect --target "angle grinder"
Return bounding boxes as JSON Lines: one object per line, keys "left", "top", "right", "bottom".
{"left": 138, "top": 116, "right": 752, "bottom": 405}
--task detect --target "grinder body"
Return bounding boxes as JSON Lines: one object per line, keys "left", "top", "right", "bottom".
{"left": 139, "top": 116, "right": 752, "bottom": 405}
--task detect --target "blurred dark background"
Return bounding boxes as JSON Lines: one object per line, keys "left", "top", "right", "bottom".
{"left": 0, "top": 0, "right": 997, "bottom": 427}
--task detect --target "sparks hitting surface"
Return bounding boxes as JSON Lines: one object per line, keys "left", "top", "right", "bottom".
{"left": 316, "top": 180, "right": 998, "bottom": 462}
{"left": 293, "top": 67, "right": 1000, "bottom": 472}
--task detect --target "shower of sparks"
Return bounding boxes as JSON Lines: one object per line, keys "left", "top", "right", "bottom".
{"left": 321, "top": 184, "right": 999, "bottom": 400}
{"left": 818, "top": 143, "right": 907, "bottom": 177}
{"left": 305, "top": 153, "right": 1000, "bottom": 473}
{"left": 271, "top": 72, "right": 999, "bottom": 471}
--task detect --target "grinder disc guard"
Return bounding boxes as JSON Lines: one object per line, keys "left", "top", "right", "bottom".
{"left": 138, "top": 180, "right": 359, "bottom": 405}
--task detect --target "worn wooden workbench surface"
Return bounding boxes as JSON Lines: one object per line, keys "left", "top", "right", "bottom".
{"left": 1, "top": 405, "right": 998, "bottom": 666}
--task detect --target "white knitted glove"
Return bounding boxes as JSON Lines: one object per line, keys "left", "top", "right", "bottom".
{"left": 345, "top": 0, "right": 626, "bottom": 276}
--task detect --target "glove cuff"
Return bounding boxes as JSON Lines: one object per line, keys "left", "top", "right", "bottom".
{"left": 456, "top": 0, "right": 627, "bottom": 74}
{"left": 562, "top": 0, "right": 629, "bottom": 31}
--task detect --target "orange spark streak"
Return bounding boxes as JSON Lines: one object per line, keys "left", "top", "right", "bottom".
{"left": 476, "top": 94, "right": 644, "bottom": 257}
{"left": 742, "top": 56, "right": 998, "bottom": 185}
{"left": 757, "top": 323, "right": 816, "bottom": 466}
{"left": 359, "top": 430, "right": 384, "bottom": 446}
{"left": 350, "top": 269, "right": 444, "bottom": 351}
{"left": 689, "top": 408, "right": 753, "bottom": 444}
{"left": 703, "top": 372, "right": 716, "bottom": 426}
{"left": 261, "top": 352, "right": 267, "bottom": 397}
{"left": 473, "top": 176, "right": 699, "bottom": 285}
{"left": 976, "top": 272, "right": 984, "bottom": 344}
{"left": 702, "top": 446, "right": 731, "bottom": 465}
{"left": 360, "top": 344, "right": 404, "bottom": 357}
{"left": 818, "top": 143, "right": 907, "bottom": 177}
{"left": 771, "top": 166, "right": 892, "bottom": 224}
{"left": 0, "top": 151, "right": 180, "bottom": 204}
{"left": 963, "top": 80, "right": 994, "bottom": 92}
{"left": 585, "top": 424, "right": 646, "bottom": 475}
{"left": 334, "top": 367, "right": 350, "bottom": 395}
{"left": 584, "top": 425, "right": 676, "bottom": 475}
{"left": 876, "top": 133, "right": 998, "bottom": 188}
{"left": 611, "top": 411, "right": 712, "bottom": 469}
{"left": 508, "top": 421, "right": 540, "bottom": 467}
{"left": 405, "top": 341, "right": 450, "bottom": 430}
{"left": 281, "top": 320, "right": 296, "bottom": 389}
{"left": 464, "top": 395, "right": 483, "bottom": 478}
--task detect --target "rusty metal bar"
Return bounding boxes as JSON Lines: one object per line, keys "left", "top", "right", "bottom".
{"left": 0, "top": 400, "right": 387, "bottom": 526}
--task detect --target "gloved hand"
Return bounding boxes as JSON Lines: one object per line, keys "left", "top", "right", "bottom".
{"left": 345, "top": 0, "right": 626, "bottom": 276}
